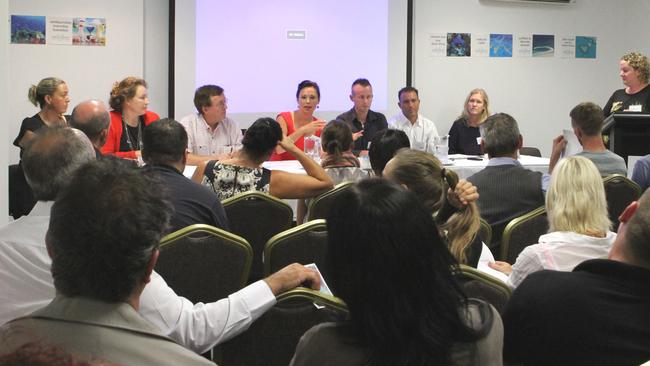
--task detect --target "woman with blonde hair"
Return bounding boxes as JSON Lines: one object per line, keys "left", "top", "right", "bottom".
{"left": 604, "top": 51, "right": 650, "bottom": 117}
{"left": 448, "top": 88, "right": 490, "bottom": 155}
{"left": 102, "top": 76, "right": 160, "bottom": 159}
{"left": 383, "top": 149, "right": 483, "bottom": 266}
{"left": 11, "top": 77, "right": 70, "bottom": 218}
{"left": 490, "top": 156, "right": 616, "bottom": 288}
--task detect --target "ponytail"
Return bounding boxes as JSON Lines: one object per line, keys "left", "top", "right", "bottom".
{"left": 440, "top": 169, "right": 480, "bottom": 264}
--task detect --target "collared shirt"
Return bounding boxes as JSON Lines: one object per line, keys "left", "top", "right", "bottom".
{"left": 180, "top": 114, "right": 243, "bottom": 156}
{"left": 0, "top": 296, "right": 215, "bottom": 366}
{"left": 336, "top": 108, "right": 388, "bottom": 151}
{"left": 388, "top": 112, "right": 439, "bottom": 154}
{"left": 506, "top": 230, "right": 616, "bottom": 288}
{"left": 487, "top": 157, "right": 550, "bottom": 193}
{"left": 0, "top": 202, "right": 276, "bottom": 354}
{"left": 632, "top": 154, "right": 650, "bottom": 191}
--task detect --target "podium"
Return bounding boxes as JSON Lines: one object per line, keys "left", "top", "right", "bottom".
{"left": 603, "top": 112, "right": 650, "bottom": 162}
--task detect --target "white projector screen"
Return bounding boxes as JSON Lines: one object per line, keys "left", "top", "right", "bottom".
{"left": 174, "top": 0, "right": 407, "bottom": 127}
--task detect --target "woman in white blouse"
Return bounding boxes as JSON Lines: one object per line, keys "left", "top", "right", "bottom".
{"left": 489, "top": 156, "right": 616, "bottom": 288}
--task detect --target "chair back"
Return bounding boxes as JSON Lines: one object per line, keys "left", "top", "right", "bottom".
{"left": 217, "top": 287, "right": 347, "bottom": 366}
{"left": 264, "top": 219, "right": 329, "bottom": 278}
{"left": 478, "top": 218, "right": 492, "bottom": 247}
{"left": 454, "top": 265, "right": 512, "bottom": 314}
{"left": 500, "top": 206, "right": 548, "bottom": 263}
{"left": 603, "top": 174, "right": 641, "bottom": 232}
{"left": 307, "top": 181, "right": 355, "bottom": 221}
{"left": 519, "top": 146, "right": 542, "bottom": 157}
{"left": 156, "top": 224, "right": 252, "bottom": 304}
{"left": 222, "top": 191, "right": 293, "bottom": 282}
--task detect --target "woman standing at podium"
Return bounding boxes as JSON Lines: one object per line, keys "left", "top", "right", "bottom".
{"left": 604, "top": 52, "right": 650, "bottom": 117}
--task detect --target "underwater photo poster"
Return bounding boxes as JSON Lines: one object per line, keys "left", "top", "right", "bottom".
{"left": 11, "top": 15, "right": 46, "bottom": 44}
{"left": 447, "top": 33, "right": 471, "bottom": 57}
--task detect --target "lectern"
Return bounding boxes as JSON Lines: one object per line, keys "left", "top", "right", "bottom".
{"left": 603, "top": 112, "right": 650, "bottom": 162}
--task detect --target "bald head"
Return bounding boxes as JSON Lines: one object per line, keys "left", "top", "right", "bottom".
{"left": 69, "top": 100, "right": 110, "bottom": 148}
{"left": 23, "top": 127, "right": 96, "bottom": 201}
{"left": 615, "top": 190, "right": 650, "bottom": 268}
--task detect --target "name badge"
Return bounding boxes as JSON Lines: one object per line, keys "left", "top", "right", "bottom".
{"left": 476, "top": 137, "right": 482, "bottom": 145}
{"left": 628, "top": 104, "right": 642, "bottom": 112}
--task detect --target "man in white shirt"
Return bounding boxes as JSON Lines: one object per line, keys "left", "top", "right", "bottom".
{"left": 0, "top": 121, "right": 320, "bottom": 354}
{"left": 180, "top": 85, "right": 243, "bottom": 165}
{"left": 388, "top": 86, "right": 439, "bottom": 154}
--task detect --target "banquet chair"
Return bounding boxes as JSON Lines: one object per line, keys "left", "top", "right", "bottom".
{"left": 222, "top": 191, "right": 293, "bottom": 283}
{"left": 216, "top": 287, "right": 347, "bottom": 366}
{"left": 264, "top": 219, "right": 329, "bottom": 278}
{"left": 307, "top": 181, "right": 355, "bottom": 221}
{"left": 454, "top": 265, "right": 512, "bottom": 314}
{"left": 156, "top": 224, "right": 252, "bottom": 304}
{"left": 519, "top": 146, "right": 542, "bottom": 157}
{"left": 478, "top": 218, "right": 492, "bottom": 247}
{"left": 500, "top": 206, "right": 548, "bottom": 263}
{"left": 603, "top": 174, "right": 641, "bottom": 232}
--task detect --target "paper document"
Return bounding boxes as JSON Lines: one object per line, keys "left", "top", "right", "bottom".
{"left": 561, "top": 129, "right": 582, "bottom": 158}
{"left": 304, "top": 263, "right": 333, "bottom": 297}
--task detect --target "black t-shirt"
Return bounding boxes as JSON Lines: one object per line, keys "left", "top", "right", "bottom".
{"left": 603, "top": 84, "right": 650, "bottom": 117}
{"left": 119, "top": 116, "right": 146, "bottom": 152}
{"left": 448, "top": 118, "right": 482, "bottom": 155}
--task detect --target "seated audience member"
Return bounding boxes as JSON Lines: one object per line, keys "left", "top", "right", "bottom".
{"left": 0, "top": 127, "right": 95, "bottom": 325}
{"left": 367, "top": 129, "right": 410, "bottom": 176}
{"left": 11, "top": 77, "right": 70, "bottom": 218}
{"left": 549, "top": 102, "right": 626, "bottom": 175}
{"left": 387, "top": 86, "right": 439, "bottom": 153}
{"left": 270, "top": 80, "right": 326, "bottom": 161}
{"left": 193, "top": 117, "right": 333, "bottom": 201}
{"left": 467, "top": 113, "right": 545, "bottom": 249}
{"left": 448, "top": 88, "right": 490, "bottom": 155}
{"left": 336, "top": 78, "right": 388, "bottom": 153}
{"left": 632, "top": 154, "right": 650, "bottom": 192}
{"left": 489, "top": 156, "right": 616, "bottom": 288}
{"left": 102, "top": 76, "right": 160, "bottom": 159}
{"left": 180, "top": 85, "right": 243, "bottom": 165}
{"left": 383, "top": 149, "right": 484, "bottom": 267}
{"left": 290, "top": 179, "right": 503, "bottom": 366}
{"left": 296, "top": 121, "right": 371, "bottom": 223}
{"left": 141, "top": 118, "right": 228, "bottom": 233}
{"left": 0, "top": 127, "right": 321, "bottom": 354}
{"left": 69, "top": 100, "right": 111, "bottom": 158}
{"left": 0, "top": 158, "right": 215, "bottom": 365}
{"left": 502, "top": 189, "right": 650, "bottom": 365}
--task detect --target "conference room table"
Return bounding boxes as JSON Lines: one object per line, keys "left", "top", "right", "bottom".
{"left": 261, "top": 154, "right": 550, "bottom": 180}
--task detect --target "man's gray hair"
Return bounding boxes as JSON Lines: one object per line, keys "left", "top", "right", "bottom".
{"left": 482, "top": 113, "right": 520, "bottom": 157}
{"left": 23, "top": 127, "right": 96, "bottom": 201}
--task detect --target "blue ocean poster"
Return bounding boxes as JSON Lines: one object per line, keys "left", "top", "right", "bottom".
{"left": 11, "top": 15, "right": 46, "bottom": 44}
{"left": 532, "top": 34, "right": 555, "bottom": 57}
{"left": 490, "top": 34, "right": 513, "bottom": 57}
{"left": 576, "top": 36, "right": 597, "bottom": 59}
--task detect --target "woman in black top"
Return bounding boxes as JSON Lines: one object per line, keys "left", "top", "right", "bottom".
{"left": 604, "top": 51, "right": 650, "bottom": 117}
{"left": 448, "top": 88, "right": 490, "bottom": 155}
{"left": 11, "top": 77, "right": 70, "bottom": 218}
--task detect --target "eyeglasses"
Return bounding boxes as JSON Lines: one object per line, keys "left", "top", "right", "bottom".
{"left": 214, "top": 98, "right": 228, "bottom": 109}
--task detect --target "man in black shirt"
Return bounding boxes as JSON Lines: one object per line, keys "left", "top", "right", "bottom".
{"left": 141, "top": 118, "right": 228, "bottom": 233}
{"left": 336, "top": 78, "right": 387, "bottom": 153}
{"left": 503, "top": 190, "right": 650, "bottom": 366}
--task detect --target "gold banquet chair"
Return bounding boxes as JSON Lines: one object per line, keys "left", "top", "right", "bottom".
{"left": 453, "top": 265, "right": 512, "bottom": 314}
{"left": 499, "top": 206, "right": 548, "bottom": 264}
{"left": 307, "top": 181, "right": 355, "bottom": 221}
{"left": 264, "top": 219, "right": 329, "bottom": 278}
{"left": 603, "top": 174, "right": 641, "bottom": 232}
{"left": 222, "top": 191, "right": 293, "bottom": 283}
{"left": 156, "top": 224, "right": 252, "bottom": 304}
{"left": 217, "top": 287, "right": 348, "bottom": 366}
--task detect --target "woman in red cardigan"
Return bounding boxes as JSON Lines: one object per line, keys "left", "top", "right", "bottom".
{"left": 102, "top": 76, "right": 160, "bottom": 159}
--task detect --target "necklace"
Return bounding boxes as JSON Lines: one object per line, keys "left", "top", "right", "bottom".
{"left": 122, "top": 116, "right": 142, "bottom": 151}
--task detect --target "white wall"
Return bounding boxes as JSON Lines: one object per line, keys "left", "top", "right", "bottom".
{"left": 412, "top": 0, "right": 650, "bottom": 156}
